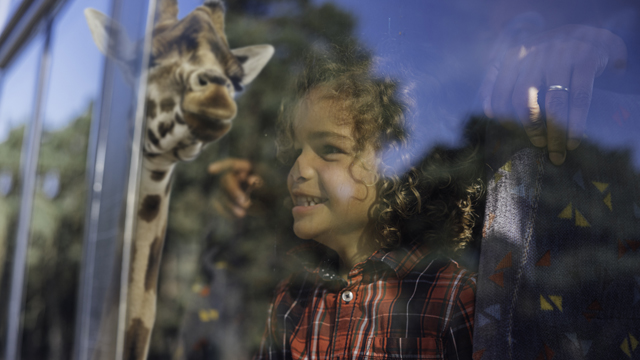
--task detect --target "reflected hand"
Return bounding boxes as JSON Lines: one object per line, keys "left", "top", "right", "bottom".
{"left": 208, "top": 158, "right": 263, "bottom": 219}
{"left": 481, "top": 25, "right": 627, "bottom": 165}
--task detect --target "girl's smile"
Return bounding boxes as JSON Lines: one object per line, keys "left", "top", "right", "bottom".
{"left": 291, "top": 191, "right": 328, "bottom": 216}
{"left": 292, "top": 194, "right": 328, "bottom": 207}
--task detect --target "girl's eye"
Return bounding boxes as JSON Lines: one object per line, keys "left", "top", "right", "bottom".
{"left": 321, "top": 145, "right": 344, "bottom": 156}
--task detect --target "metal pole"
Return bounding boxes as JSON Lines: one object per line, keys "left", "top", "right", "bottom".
{"left": 72, "top": 0, "right": 119, "bottom": 356}
{"left": 4, "top": 16, "right": 52, "bottom": 360}
{"left": 114, "top": 0, "right": 156, "bottom": 357}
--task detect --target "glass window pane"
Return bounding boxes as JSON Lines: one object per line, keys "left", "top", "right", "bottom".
{"left": 0, "top": 0, "right": 27, "bottom": 32}
{"left": 18, "top": 0, "right": 109, "bottom": 358}
{"left": 141, "top": 1, "right": 640, "bottom": 359}
{"left": 0, "top": 0, "right": 11, "bottom": 33}
{"left": 72, "top": 0, "right": 153, "bottom": 358}
{"left": 0, "top": 35, "right": 43, "bottom": 358}
{"left": 6, "top": 0, "right": 22, "bottom": 19}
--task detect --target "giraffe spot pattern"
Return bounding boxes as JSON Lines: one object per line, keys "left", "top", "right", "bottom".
{"left": 146, "top": 99, "right": 157, "bottom": 120}
{"left": 129, "top": 242, "right": 138, "bottom": 286}
{"left": 147, "top": 129, "right": 160, "bottom": 146}
{"left": 150, "top": 170, "right": 166, "bottom": 182}
{"left": 159, "top": 97, "right": 175, "bottom": 112}
{"left": 175, "top": 112, "right": 185, "bottom": 124}
{"left": 145, "top": 236, "right": 164, "bottom": 292}
{"left": 158, "top": 120, "right": 175, "bottom": 138}
{"left": 138, "top": 195, "right": 161, "bottom": 222}
{"left": 123, "top": 318, "right": 149, "bottom": 360}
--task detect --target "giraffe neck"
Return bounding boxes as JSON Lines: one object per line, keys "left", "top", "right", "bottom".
{"left": 124, "top": 156, "right": 177, "bottom": 360}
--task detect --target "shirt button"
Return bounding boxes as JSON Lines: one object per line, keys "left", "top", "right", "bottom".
{"left": 341, "top": 291, "right": 354, "bottom": 302}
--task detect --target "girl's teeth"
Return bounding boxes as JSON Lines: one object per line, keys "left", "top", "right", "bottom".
{"left": 296, "top": 196, "right": 324, "bottom": 206}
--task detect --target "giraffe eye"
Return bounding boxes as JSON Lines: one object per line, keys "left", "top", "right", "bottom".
{"left": 230, "top": 76, "right": 243, "bottom": 92}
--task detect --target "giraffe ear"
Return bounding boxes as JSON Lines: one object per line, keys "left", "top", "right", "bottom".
{"left": 231, "top": 45, "right": 275, "bottom": 86}
{"left": 84, "top": 8, "right": 137, "bottom": 65}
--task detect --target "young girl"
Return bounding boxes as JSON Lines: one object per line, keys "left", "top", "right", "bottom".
{"left": 255, "top": 47, "right": 481, "bottom": 359}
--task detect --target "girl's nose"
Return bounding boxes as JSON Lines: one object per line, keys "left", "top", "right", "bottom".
{"left": 289, "top": 150, "right": 313, "bottom": 181}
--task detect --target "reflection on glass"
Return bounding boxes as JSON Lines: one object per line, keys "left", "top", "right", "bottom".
{"left": 2, "top": 0, "right": 26, "bottom": 32}
{"left": 149, "top": 1, "right": 640, "bottom": 359}
{"left": 154, "top": 1, "right": 359, "bottom": 358}
{"left": 0, "top": 0, "right": 11, "bottom": 33}
{"left": 0, "top": 35, "right": 43, "bottom": 358}
{"left": 18, "top": 0, "right": 107, "bottom": 358}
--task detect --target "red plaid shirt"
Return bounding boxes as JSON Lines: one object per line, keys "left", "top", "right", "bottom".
{"left": 255, "top": 241, "right": 476, "bottom": 360}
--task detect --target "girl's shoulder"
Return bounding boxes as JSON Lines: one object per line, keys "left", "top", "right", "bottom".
{"left": 401, "top": 250, "right": 477, "bottom": 294}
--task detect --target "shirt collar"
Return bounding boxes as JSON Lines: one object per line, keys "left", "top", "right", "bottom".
{"left": 287, "top": 239, "right": 433, "bottom": 280}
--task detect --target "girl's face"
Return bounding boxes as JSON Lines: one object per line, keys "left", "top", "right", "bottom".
{"left": 287, "top": 94, "right": 378, "bottom": 251}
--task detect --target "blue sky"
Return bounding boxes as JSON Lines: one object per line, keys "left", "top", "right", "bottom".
{"left": 0, "top": 35, "right": 41, "bottom": 142}
{"left": 0, "top": 0, "right": 108, "bottom": 142}
{"left": 1, "top": 0, "right": 638, "bottom": 167}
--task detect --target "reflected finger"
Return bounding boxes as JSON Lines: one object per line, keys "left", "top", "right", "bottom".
{"left": 511, "top": 75, "right": 546, "bottom": 147}
{"left": 491, "top": 47, "right": 526, "bottom": 120}
{"left": 212, "top": 197, "right": 246, "bottom": 219}
{"left": 220, "top": 173, "right": 249, "bottom": 206}
{"left": 567, "top": 63, "right": 596, "bottom": 150}
{"left": 208, "top": 158, "right": 252, "bottom": 174}
{"left": 246, "top": 175, "right": 263, "bottom": 192}
{"left": 225, "top": 198, "right": 248, "bottom": 218}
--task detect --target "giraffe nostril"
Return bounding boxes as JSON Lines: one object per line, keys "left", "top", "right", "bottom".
{"left": 198, "top": 76, "right": 207, "bottom": 86}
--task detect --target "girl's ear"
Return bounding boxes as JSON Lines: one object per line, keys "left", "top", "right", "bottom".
{"left": 231, "top": 45, "right": 275, "bottom": 86}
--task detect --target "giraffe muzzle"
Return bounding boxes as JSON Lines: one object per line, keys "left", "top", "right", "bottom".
{"left": 182, "top": 84, "right": 237, "bottom": 142}
{"left": 182, "top": 110, "right": 232, "bottom": 142}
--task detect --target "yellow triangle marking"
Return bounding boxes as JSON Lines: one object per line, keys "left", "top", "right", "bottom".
{"left": 621, "top": 338, "right": 631, "bottom": 358}
{"left": 575, "top": 210, "right": 591, "bottom": 227}
{"left": 495, "top": 172, "right": 503, "bottom": 183}
{"left": 502, "top": 160, "right": 512, "bottom": 173}
{"left": 549, "top": 295, "right": 563, "bottom": 312}
{"left": 592, "top": 181, "right": 609, "bottom": 193}
{"left": 558, "top": 203, "right": 573, "bottom": 219}
{"left": 631, "top": 333, "right": 639, "bottom": 351}
{"left": 604, "top": 193, "right": 612, "bottom": 211}
{"left": 540, "top": 295, "right": 554, "bottom": 311}
{"left": 199, "top": 309, "right": 210, "bottom": 322}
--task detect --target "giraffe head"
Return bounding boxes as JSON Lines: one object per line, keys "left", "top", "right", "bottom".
{"left": 85, "top": 0, "right": 274, "bottom": 163}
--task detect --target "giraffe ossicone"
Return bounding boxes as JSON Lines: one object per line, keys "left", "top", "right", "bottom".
{"left": 85, "top": 1, "right": 273, "bottom": 359}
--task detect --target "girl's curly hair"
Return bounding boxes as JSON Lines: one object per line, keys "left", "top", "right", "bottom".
{"left": 277, "top": 44, "right": 483, "bottom": 252}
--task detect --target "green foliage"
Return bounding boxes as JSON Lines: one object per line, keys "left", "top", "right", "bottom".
{"left": 10, "top": 106, "right": 93, "bottom": 359}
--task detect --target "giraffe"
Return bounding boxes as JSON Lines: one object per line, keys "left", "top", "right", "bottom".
{"left": 84, "top": 1, "right": 274, "bottom": 359}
